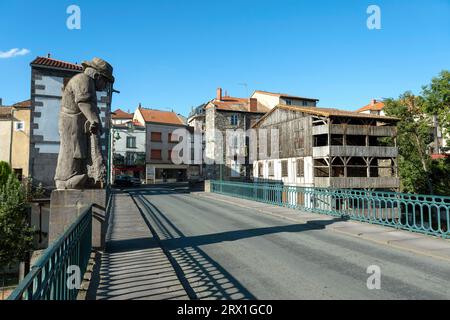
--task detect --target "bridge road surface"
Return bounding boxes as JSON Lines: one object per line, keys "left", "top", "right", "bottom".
{"left": 99, "top": 186, "right": 450, "bottom": 300}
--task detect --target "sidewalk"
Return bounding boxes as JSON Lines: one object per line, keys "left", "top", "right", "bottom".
{"left": 93, "top": 192, "right": 189, "bottom": 300}
{"left": 194, "top": 192, "right": 450, "bottom": 263}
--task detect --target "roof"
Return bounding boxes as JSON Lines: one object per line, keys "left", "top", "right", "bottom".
{"left": 30, "top": 56, "right": 83, "bottom": 72}
{"left": 0, "top": 107, "right": 12, "bottom": 118}
{"left": 357, "top": 100, "right": 385, "bottom": 113}
{"left": 253, "top": 90, "right": 319, "bottom": 102}
{"left": 113, "top": 120, "right": 145, "bottom": 129}
{"left": 13, "top": 99, "right": 32, "bottom": 108}
{"left": 139, "top": 108, "right": 185, "bottom": 125}
{"left": 253, "top": 104, "right": 399, "bottom": 128}
{"left": 208, "top": 96, "right": 269, "bottom": 113}
{"left": 112, "top": 109, "right": 133, "bottom": 119}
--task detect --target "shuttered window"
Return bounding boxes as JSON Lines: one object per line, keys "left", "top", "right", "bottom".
{"left": 151, "top": 149, "right": 162, "bottom": 160}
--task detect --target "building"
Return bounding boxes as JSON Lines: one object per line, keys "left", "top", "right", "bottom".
{"left": 356, "top": 99, "right": 386, "bottom": 116}
{"left": 253, "top": 104, "right": 400, "bottom": 191}
{"left": 204, "top": 88, "right": 269, "bottom": 180}
{"left": 29, "top": 56, "right": 113, "bottom": 188}
{"left": 111, "top": 109, "right": 146, "bottom": 181}
{"left": 0, "top": 99, "right": 32, "bottom": 180}
{"left": 251, "top": 90, "right": 318, "bottom": 109}
{"left": 134, "top": 106, "right": 199, "bottom": 184}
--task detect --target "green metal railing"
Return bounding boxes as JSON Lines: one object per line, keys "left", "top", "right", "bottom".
{"left": 211, "top": 180, "right": 450, "bottom": 239}
{"left": 8, "top": 206, "right": 92, "bottom": 300}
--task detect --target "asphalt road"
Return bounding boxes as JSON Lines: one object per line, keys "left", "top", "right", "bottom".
{"left": 126, "top": 187, "right": 450, "bottom": 300}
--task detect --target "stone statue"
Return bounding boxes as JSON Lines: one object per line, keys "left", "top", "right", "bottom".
{"left": 54, "top": 57, "right": 115, "bottom": 190}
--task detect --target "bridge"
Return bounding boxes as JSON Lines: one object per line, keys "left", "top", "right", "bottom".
{"left": 8, "top": 181, "right": 450, "bottom": 300}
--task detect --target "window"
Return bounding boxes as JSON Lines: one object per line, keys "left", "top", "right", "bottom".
{"left": 168, "top": 133, "right": 178, "bottom": 143}
{"left": 302, "top": 101, "right": 308, "bottom": 106}
{"left": 285, "top": 99, "right": 292, "bottom": 106}
{"left": 151, "top": 149, "right": 162, "bottom": 160}
{"left": 281, "top": 160, "right": 288, "bottom": 177}
{"left": 268, "top": 161, "right": 274, "bottom": 177}
{"left": 296, "top": 159, "right": 304, "bottom": 177}
{"left": 126, "top": 152, "right": 136, "bottom": 165}
{"left": 126, "top": 136, "right": 136, "bottom": 148}
{"left": 14, "top": 169, "right": 23, "bottom": 181}
{"left": 168, "top": 149, "right": 172, "bottom": 162}
{"left": 151, "top": 132, "right": 162, "bottom": 142}
{"left": 258, "top": 162, "right": 264, "bottom": 177}
{"left": 15, "top": 121, "right": 24, "bottom": 131}
{"left": 230, "top": 114, "right": 238, "bottom": 126}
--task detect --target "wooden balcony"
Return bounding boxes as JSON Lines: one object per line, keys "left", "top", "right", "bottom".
{"left": 313, "top": 146, "right": 398, "bottom": 158}
{"left": 312, "top": 124, "right": 397, "bottom": 137}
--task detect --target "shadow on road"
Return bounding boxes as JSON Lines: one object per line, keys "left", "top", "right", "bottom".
{"left": 125, "top": 187, "right": 343, "bottom": 300}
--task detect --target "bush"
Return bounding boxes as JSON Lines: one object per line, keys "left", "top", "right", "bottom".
{"left": 0, "top": 161, "right": 12, "bottom": 187}
{"left": 0, "top": 174, "right": 33, "bottom": 268}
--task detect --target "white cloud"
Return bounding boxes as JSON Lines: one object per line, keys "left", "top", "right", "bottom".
{"left": 0, "top": 48, "right": 31, "bottom": 59}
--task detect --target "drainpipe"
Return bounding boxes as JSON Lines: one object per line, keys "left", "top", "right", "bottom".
{"left": 9, "top": 107, "right": 15, "bottom": 167}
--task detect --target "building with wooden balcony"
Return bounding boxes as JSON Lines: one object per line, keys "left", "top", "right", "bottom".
{"left": 252, "top": 104, "right": 400, "bottom": 191}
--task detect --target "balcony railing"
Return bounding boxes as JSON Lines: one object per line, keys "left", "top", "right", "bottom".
{"left": 313, "top": 146, "right": 398, "bottom": 158}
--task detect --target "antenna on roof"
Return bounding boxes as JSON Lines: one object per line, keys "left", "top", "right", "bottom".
{"left": 238, "top": 83, "right": 248, "bottom": 97}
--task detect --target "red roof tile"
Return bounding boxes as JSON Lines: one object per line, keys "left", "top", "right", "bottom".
{"left": 139, "top": 108, "right": 185, "bottom": 125}
{"left": 30, "top": 56, "right": 83, "bottom": 71}
{"left": 13, "top": 99, "right": 32, "bottom": 108}
{"left": 357, "top": 100, "right": 385, "bottom": 113}
{"left": 208, "top": 96, "right": 269, "bottom": 113}
{"left": 112, "top": 109, "right": 133, "bottom": 119}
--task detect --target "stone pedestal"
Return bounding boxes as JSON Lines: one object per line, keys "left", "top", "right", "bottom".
{"left": 49, "top": 189, "right": 108, "bottom": 249}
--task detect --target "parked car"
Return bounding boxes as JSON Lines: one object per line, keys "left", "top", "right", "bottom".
{"left": 130, "top": 177, "right": 142, "bottom": 186}
{"left": 114, "top": 175, "right": 133, "bottom": 187}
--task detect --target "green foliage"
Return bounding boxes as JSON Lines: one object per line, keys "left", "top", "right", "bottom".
{"left": 0, "top": 161, "right": 12, "bottom": 187}
{"left": 422, "top": 70, "right": 450, "bottom": 137}
{"left": 384, "top": 72, "right": 450, "bottom": 196}
{"left": 0, "top": 174, "right": 34, "bottom": 268}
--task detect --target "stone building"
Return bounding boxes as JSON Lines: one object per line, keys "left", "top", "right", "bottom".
{"left": 0, "top": 99, "right": 32, "bottom": 180}
{"left": 253, "top": 104, "right": 400, "bottom": 191}
{"left": 204, "top": 88, "right": 269, "bottom": 180}
{"left": 29, "top": 56, "right": 112, "bottom": 188}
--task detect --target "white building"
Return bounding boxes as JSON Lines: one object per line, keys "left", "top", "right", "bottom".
{"left": 251, "top": 90, "right": 318, "bottom": 110}
{"left": 111, "top": 109, "right": 146, "bottom": 181}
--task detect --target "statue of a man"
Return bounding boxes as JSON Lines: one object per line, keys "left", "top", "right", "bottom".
{"left": 54, "top": 57, "right": 115, "bottom": 190}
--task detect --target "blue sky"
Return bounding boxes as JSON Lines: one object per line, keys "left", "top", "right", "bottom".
{"left": 0, "top": 0, "right": 449, "bottom": 115}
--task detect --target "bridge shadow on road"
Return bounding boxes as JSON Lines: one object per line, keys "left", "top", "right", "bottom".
{"left": 128, "top": 188, "right": 343, "bottom": 300}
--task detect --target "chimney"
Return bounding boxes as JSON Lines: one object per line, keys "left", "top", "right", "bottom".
{"left": 47, "top": 53, "right": 51, "bottom": 58}
{"left": 138, "top": 102, "right": 142, "bottom": 109}
{"left": 371, "top": 99, "right": 377, "bottom": 106}
{"left": 249, "top": 98, "right": 257, "bottom": 112}
{"left": 216, "top": 88, "right": 222, "bottom": 101}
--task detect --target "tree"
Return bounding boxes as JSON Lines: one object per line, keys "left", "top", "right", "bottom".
{"left": 384, "top": 92, "right": 435, "bottom": 194}
{"left": 0, "top": 174, "right": 34, "bottom": 272}
{"left": 0, "top": 161, "right": 12, "bottom": 187}
{"left": 422, "top": 70, "right": 450, "bottom": 138}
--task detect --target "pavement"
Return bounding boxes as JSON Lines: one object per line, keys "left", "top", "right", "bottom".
{"left": 195, "top": 192, "right": 450, "bottom": 263}
{"left": 92, "top": 186, "right": 450, "bottom": 300}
